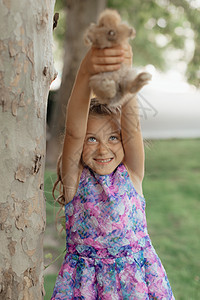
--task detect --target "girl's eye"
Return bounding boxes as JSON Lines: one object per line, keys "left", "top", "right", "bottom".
{"left": 87, "top": 137, "right": 97, "bottom": 143}
{"left": 109, "top": 135, "right": 118, "bottom": 141}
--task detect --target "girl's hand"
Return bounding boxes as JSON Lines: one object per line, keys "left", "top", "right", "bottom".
{"left": 122, "top": 43, "right": 133, "bottom": 67}
{"left": 80, "top": 46, "right": 125, "bottom": 76}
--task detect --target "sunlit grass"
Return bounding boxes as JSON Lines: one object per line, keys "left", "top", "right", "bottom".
{"left": 44, "top": 138, "right": 200, "bottom": 300}
{"left": 143, "top": 139, "right": 200, "bottom": 299}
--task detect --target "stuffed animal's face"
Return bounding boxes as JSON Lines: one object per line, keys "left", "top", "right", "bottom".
{"left": 85, "top": 9, "right": 136, "bottom": 48}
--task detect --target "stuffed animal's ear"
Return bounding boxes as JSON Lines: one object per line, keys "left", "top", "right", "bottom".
{"left": 84, "top": 23, "right": 96, "bottom": 46}
{"left": 129, "top": 27, "right": 136, "bottom": 39}
{"left": 120, "top": 22, "right": 136, "bottom": 40}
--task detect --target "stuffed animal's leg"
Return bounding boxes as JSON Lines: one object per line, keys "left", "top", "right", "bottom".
{"left": 127, "top": 72, "right": 152, "bottom": 94}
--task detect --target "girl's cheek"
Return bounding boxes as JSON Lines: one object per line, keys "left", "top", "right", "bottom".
{"left": 83, "top": 145, "right": 95, "bottom": 158}
{"left": 114, "top": 144, "right": 124, "bottom": 155}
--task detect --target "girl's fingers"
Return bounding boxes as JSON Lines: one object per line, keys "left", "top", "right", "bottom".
{"left": 122, "top": 44, "right": 133, "bottom": 66}
{"left": 92, "top": 44, "right": 132, "bottom": 66}
{"left": 92, "top": 63, "right": 121, "bottom": 73}
{"left": 93, "top": 55, "right": 124, "bottom": 65}
{"left": 86, "top": 44, "right": 133, "bottom": 75}
{"left": 91, "top": 47, "right": 125, "bottom": 69}
{"left": 92, "top": 46, "right": 124, "bottom": 58}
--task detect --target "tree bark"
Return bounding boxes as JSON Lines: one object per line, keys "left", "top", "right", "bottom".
{"left": 0, "top": 0, "right": 56, "bottom": 299}
{"left": 47, "top": 0, "right": 107, "bottom": 165}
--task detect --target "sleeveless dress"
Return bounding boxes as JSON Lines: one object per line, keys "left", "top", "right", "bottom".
{"left": 51, "top": 163, "right": 174, "bottom": 300}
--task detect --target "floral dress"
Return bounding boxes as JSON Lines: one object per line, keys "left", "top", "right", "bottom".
{"left": 51, "top": 163, "right": 175, "bottom": 300}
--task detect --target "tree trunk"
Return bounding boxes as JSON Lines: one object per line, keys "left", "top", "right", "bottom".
{"left": 0, "top": 0, "right": 56, "bottom": 299}
{"left": 47, "top": 0, "right": 107, "bottom": 165}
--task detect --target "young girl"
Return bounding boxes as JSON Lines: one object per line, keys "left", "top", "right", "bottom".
{"left": 51, "top": 45, "right": 175, "bottom": 299}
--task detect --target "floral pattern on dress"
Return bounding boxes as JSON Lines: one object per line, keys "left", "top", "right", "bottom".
{"left": 51, "top": 164, "right": 174, "bottom": 299}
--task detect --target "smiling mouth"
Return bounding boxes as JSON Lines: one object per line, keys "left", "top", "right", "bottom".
{"left": 94, "top": 158, "right": 113, "bottom": 164}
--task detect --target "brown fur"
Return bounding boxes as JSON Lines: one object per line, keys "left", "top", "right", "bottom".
{"left": 84, "top": 9, "right": 152, "bottom": 107}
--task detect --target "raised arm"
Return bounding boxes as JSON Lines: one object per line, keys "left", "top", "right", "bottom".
{"left": 121, "top": 45, "right": 145, "bottom": 195}
{"left": 121, "top": 96, "right": 145, "bottom": 188}
{"left": 61, "top": 47, "right": 124, "bottom": 202}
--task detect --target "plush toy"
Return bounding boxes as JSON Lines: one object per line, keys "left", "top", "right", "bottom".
{"left": 84, "top": 9, "right": 152, "bottom": 107}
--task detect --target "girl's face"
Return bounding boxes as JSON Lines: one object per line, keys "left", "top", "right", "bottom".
{"left": 82, "top": 115, "right": 124, "bottom": 175}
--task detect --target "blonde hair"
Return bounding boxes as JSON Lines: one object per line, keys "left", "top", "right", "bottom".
{"left": 52, "top": 154, "right": 65, "bottom": 206}
{"left": 89, "top": 98, "right": 121, "bottom": 116}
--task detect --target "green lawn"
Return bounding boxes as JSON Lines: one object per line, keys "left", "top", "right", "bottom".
{"left": 44, "top": 138, "right": 200, "bottom": 299}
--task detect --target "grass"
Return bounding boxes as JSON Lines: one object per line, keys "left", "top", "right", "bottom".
{"left": 44, "top": 138, "right": 200, "bottom": 299}
{"left": 143, "top": 139, "right": 200, "bottom": 299}
{"left": 44, "top": 170, "right": 66, "bottom": 299}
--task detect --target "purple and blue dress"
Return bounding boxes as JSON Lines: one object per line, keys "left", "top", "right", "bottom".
{"left": 51, "top": 163, "right": 174, "bottom": 299}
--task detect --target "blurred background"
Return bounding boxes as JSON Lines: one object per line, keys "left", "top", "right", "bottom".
{"left": 44, "top": 0, "right": 200, "bottom": 299}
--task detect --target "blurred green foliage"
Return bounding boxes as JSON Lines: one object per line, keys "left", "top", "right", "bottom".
{"left": 53, "top": 0, "right": 200, "bottom": 87}
{"left": 108, "top": 0, "right": 200, "bottom": 86}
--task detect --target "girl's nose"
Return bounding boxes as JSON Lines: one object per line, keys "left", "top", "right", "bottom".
{"left": 98, "top": 142, "right": 109, "bottom": 154}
